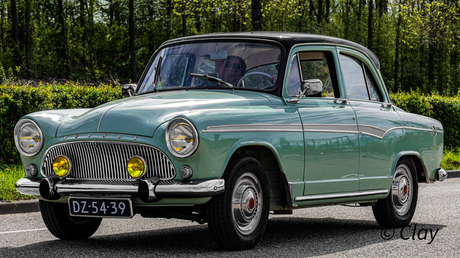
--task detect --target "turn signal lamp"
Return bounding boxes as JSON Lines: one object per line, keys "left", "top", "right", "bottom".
{"left": 52, "top": 156, "right": 71, "bottom": 177}
{"left": 127, "top": 156, "right": 146, "bottom": 178}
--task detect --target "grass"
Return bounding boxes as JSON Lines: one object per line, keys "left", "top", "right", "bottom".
{"left": 440, "top": 148, "right": 460, "bottom": 171}
{"left": 0, "top": 164, "right": 34, "bottom": 202}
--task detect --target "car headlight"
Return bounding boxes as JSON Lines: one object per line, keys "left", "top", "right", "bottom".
{"left": 14, "top": 119, "right": 44, "bottom": 157}
{"left": 166, "top": 118, "right": 199, "bottom": 158}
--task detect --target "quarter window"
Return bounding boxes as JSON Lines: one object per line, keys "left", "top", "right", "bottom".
{"left": 339, "top": 54, "right": 382, "bottom": 102}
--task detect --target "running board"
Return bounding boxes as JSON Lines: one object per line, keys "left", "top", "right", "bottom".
{"left": 294, "top": 189, "right": 388, "bottom": 202}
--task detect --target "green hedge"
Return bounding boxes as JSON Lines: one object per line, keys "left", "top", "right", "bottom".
{"left": 0, "top": 82, "right": 123, "bottom": 164}
{"left": 390, "top": 90, "right": 460, "bottom": 149}
{"left": 1, "top": 84, "right": 460, "bottom": 165}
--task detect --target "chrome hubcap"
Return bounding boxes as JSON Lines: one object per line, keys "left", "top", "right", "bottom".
{"left": 232, "top": 172, "right": 262, "bottom": 235}
{"left": 391, "top": 164, "right": 413, "bottom": 216}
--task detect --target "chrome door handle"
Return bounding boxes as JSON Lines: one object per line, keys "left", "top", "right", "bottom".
{"left": 381, "top": 103, "right": 392, "bottom": 109}
{"left": 334, "top": 99, "right": 349, "bottom": 105}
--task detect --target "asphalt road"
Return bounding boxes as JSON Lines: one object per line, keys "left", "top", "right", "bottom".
{"left": 1, "top": 178, "right": 459, "bottom": 257}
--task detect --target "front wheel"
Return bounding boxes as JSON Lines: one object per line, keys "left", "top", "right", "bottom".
{"left": 206, "top": 155, "right": 270, "bottom": 250}
{"left": 39, "top": 200, "right": 102, "bottom": 240}
{"left": 372, "top": 158, "right": 418, "bottom": 228}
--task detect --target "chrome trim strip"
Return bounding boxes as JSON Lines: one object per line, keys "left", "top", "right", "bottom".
{"left": 294, "top": 189, "right": 388, "bottom": 202}
{"left": 15, "top": 177, "right": 225, "bottom": 198}
{"left": 97, "top": 103, "right": 123, "bottom": 132}
{"left": 202, "top": 123, "right": 443, "bottom": 139}
{"left": 202, "top": 124, "right": 303, "bottom": 133}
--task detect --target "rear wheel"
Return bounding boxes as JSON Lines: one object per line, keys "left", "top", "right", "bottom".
{"left": 39, "top": 200, "right": 102, "bottom": 240}
{"left": 372, "top": 158, "right": 418, "bottom": 228}
{"left": 206, "top": 155, "right": 270, "bottom": 250}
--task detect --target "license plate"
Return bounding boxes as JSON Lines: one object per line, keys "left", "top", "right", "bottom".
{"left": 68, "top": 197, "right": 133, "bottom": 218}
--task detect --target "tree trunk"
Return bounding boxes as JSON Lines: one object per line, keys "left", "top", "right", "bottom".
{"left": 251, "top": 0, "right": 262, "bottom": 31}
{"left": 325, "top": 0, "right": 330, "bottom": 22}
{"left": 129, "top": 0, "right": 136, "bottom": 82}
{"left": 25, "top": 0, "right": 31, "bottom": 77}
{"left": 109, "top": 0, "right": 113, "bottom": 27}
{"left": 368, "top": 0, "right": 373, "bottom": 51}
{"left": 317, "top": 0, "right": 323, "bottom": 24}
{"left": 57, "top": 0, "right": 69, "bottom": 76}
{"left": 394, "top": 1, "right": 402, "bottom": 92}
{"left": 11, "top": 0, "right": 21, "bottom": 65}
{"left": 166, "top": 0, "right": 172, "bottom": 38}
{"left": 1, "top": 1, "right": 4, "bottom": 53}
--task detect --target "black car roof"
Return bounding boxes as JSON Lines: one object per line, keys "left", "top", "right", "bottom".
{"left": 163, "top": 31, "right": 380, "bottom": 70}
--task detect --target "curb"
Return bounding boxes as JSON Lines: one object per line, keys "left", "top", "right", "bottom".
{"left": 0, "top": 199, "right": 39, "bottom": 215}
{"left": 1, "top": 171, "right": 460, "bottom": 215}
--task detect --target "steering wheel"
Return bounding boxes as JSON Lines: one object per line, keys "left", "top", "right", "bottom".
{"left": 236, "top": 71, "right": 273, "bottom": 88}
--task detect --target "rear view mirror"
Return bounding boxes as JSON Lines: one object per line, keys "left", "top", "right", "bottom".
{"left": 302, "top": 79, "right": 323, "bottom": 96}
{"left": 211, "top": 50, "right": 228, "bottom": 60}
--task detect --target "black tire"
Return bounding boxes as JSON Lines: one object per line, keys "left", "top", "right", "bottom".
{"left": 206, "top": 155, "right": 270, "bottom": 250}
{"left": 372, "top": 158, "right": 418, "bottom": 228}
{"left": 39, "top": 200, "right": 102, "bottom": 240}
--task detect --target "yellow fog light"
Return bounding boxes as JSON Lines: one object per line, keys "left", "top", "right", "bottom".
{"left": 52, "top": 156, "right": 71, "bottom": 177}
{"left": 127, "top": 156, "right": 146, "bottom": 178}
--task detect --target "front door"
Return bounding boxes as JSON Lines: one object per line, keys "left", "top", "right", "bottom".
{"left": 285, "top": 47, "right": 360, "bottom": 196}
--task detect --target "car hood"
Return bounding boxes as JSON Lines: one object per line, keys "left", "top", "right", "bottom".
{"left": 56, "top": 90, "right": 273, "bottom": 137}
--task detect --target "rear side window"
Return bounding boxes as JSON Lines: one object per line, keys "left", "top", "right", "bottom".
{"left": 339, "top": 54, "right": 382, "bottom": 102}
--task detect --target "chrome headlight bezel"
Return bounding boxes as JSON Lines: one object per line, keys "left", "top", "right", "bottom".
{"left": 166, "top": 118, "right": 199, "bottom": 159}
{"left": 14, "top": 119, "right": 44, "bottom": 157}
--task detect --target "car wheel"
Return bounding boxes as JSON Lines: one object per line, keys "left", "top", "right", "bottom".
{"left": 206, "top": 155, "right": 270, "bottom": 250}
{"left": 39, "top": 200, "right": 102, "bottom": 240}
{"left": 372, "top": 158, "right": 418, "bottom": 228}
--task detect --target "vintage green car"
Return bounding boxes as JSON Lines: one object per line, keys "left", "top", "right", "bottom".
{"left": 15, "top": 32, "right": 447, "bottom": 250}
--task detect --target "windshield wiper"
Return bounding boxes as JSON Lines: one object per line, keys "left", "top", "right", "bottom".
{"left": 189, "top": 73, "right": 234, "bottom": 90}
{"left": 152, "top": 56, "right": 163, "bottom": 91}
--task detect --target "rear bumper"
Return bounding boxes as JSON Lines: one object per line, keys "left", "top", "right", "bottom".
{"left": 15, "top": 177, "right": 225, "bottom": 200}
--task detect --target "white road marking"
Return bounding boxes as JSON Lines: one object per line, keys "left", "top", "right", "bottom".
{"left": 0, "top": 228, "right": 47, "bottom": 235}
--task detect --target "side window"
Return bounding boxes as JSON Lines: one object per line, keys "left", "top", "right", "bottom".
{"left": 339, "top": 55, "right": 368, "bottom": 100}
{"left": 339, "top": 54, "right": 383, "bottom": 102}
{"left": 287, "top": 55, "right": 301, "bottom": 96}
{"left": 364, "top": 66, "right": 382, "bottom": 102}
{"left": 287, "top": 51, "right": 337, "bottom": 97}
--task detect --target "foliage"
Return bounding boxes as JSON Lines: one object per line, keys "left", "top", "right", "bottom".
{"left": 0, "top": 82, "right": 123, "bottom": 164}
{"left": 0, "top": 1, "right": 458, "bottom": 95}
{"left": 390, "top": 89, "right": 460, "bottom": 148}
{"left": 0, "top": 164, "right": 33, "bottom": 201}
{"left": 440, "top": 148, "right": 460, "bottom": 171}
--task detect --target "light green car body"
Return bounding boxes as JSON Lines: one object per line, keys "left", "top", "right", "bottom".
{"left": 16, "top": 34, "right": 444, "bottom": 213}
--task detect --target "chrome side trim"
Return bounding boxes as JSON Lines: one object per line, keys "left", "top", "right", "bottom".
{"left": 202, "top": 123, "right": 443, "bottom": 139}
{"left": 15, "top": 177, "right": 225, "bottom": 198}
{"left": 294, "top": 189, "right": 388, "bottom": 202}
{"left": 202, "top": 124, "right": 303, "bottom": 133}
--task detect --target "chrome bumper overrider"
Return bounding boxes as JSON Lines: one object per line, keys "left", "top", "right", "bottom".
{"left": 437, "top": 168, "right": 448, "bottom": 182}
{"left": 15, "top": 177, "right": 225, "bottom": 201}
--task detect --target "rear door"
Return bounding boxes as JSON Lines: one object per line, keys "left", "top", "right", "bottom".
{"left": 337, "top": 48, "right": 403, "bottom": 190}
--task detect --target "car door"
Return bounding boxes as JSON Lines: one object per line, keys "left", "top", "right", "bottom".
{"left": 284, "top": 46, "right": 360, "bottom": 196}
{"left": 337, "top": 48, "right": 404, "bottom": 191}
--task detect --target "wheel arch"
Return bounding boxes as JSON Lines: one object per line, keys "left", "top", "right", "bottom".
{"left": 392, "top": 151, "right": 428, "bottom": 183}
{"left": 222, "top": 141, "right": 291, "bottom": 209}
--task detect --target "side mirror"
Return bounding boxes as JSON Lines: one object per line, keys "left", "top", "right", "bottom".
{"left": 302, "top": 79, "right": 323, "bottom": 96}
{"left": 211, "top": 50, "right": 228, "bottom": 60}
{"left": 122, "top": 84, "right": 137, "bottom": 97}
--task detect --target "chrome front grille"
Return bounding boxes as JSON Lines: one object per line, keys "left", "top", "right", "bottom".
{"left": 41, "top": 142, "right": 176, "bottom": 182}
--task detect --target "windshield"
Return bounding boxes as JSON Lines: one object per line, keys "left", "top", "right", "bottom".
{"left": 137, "top": 42, "right": 282, "bottom": 93}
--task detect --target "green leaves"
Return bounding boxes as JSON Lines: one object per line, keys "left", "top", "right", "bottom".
{"left": 0, "top": 82, "right": 122, "bottom": 165}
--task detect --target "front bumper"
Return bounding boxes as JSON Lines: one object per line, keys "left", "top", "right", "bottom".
{"left": 15, "top": 177, "right": 225, "bottom": 202}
